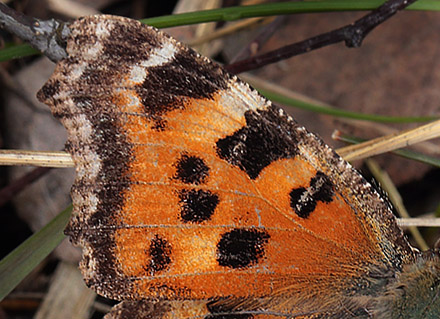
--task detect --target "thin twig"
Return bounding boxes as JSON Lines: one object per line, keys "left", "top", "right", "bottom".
{"left": 225, "top": 0, "right": 418, "bottom": 73}
{"left": 0, "top": 3, "right": 69, "bottom": 62}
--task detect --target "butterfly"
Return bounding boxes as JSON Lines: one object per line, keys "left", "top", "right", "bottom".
{"left": 37, "top": 15, "right": 440, "bottom": 319}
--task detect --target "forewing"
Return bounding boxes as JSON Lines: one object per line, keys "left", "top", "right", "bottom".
{"left": 38, "top": 15, "right": 414, "bottom": 307}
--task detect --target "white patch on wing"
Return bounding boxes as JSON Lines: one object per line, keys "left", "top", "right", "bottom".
{"left": 214, "top": 78, "right": 270, "bottom": 124}
{"left": 230, "top": 78, "right": 269, "bottom": 113}
{"left": 81, "top": 244, "right": 99, "bottom": 278}
{"left": 63, "top": 114, "right": 93, "bottom": 141}
{"left": 75, "top": 149, "right": 101, "bottom": 180}
{"left": 63, "top": 113, "right": 102, "bottom": 181}
{"left": 140, "top": 41, "right": 177, "bottom": 67}
{"left": 85, "top": 43, "right": 104, "bottom": 60}
{"left": 126, "top": 41, "right": 178, "bottom": 84}
{"left": 127, "top": 65, "right": 147, "bottom": 84}
{"left": 95, "top": 20, "right": 112, "bottom": 38}
{"left": 69, "top": 62, "right": 87, "bottom": 82}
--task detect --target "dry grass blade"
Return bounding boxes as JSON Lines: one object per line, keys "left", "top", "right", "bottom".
{"left": 398, "top": 218, "right": 440, "bottom": 227}
{"left": 337, "top": 119, "right": 440, "bottom": 161}
{"left": 0, "top": 150, "right": 74, "bottom": 168}
{"left": 34, "top": 261, "right": 96, "bottom": 319}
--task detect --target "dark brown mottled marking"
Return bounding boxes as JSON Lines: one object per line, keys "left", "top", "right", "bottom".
{"left": 144, "top": 235, "right": 172, "bottom": 275}
{"left": 174, "top": 154, "right": 210, "bottom": 185}
{"left": 61, "top": 95, "right": 133, "bottom": 288}
{"left": 103, "top": 21, "right": 161, "bottom": 63}
{"left": 216, "top": 228, "right": 270, "bottom": 269}
{"left": 78, "top": 67, "right": 119, "bottom": 87}
{"left": 39, "top": 80, "right": 60, "bottom": 98}
{"left": 216, "top": 106, "right": 298, "bottom": 180}
{"left": 289, "top": 171, "right": 334, "bottom": 219}
{"left": 206, "top": 298, "right": 254, "bottom": 319}
{"left": 70, "top": 96, "right": 133, "bottom": 227}
{"left": 71, "top": 26, "right": 98, "bottom": 53}
{"left": 178, "top": 189, "right": 219, "bottom": 223}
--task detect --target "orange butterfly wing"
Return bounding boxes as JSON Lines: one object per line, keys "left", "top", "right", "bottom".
{"left": 38, "top": 15, "right": 415, "bottom": 318}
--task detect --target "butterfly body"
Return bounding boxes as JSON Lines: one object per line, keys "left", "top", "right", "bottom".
{"left": 373, "top": 252, "right": 440, "bottom": 319}
{"left": 37, "top": 15, "right": 440, "bottom": 318}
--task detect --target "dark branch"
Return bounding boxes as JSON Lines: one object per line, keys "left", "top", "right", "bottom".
{"left": 0, "top": 0, "right": 417, "bottom": 67}
{"left": 0, "top": 3, "right": 70, "bottom": 62}
{"left": 230, "top": 16, "right": 287, "bottom": 63}
{"left": 225, "top": 0, "right": 418, "bottom": 74}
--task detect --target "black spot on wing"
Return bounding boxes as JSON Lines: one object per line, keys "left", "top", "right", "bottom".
{"left": 290, "top": 171, "right": 334, "bottom": 219}
{"left": 216, "top": 106, "right": 298, "bottom": 180}
{"left": 178, "top": 189, "right": 219, "bottom": 223}
{"left": 174, "top": 154, "right": 210, "bottom": 185}
{"left": 289, "top": 187, "right": 314, "bottom": 219}
{"left": 311, "top": 171, "right": 334, "bottom": 203}
{"left": 216, "top": 228, "right": 270, "bottom": 269}
{"left": 135, "top": 50, "right": 229, "bottom": 128}
{"left": 168, "top": 52, "right": 229, "bottom": 99}
{"left": 145, "top": 235, "right": 172, "bottom": 275}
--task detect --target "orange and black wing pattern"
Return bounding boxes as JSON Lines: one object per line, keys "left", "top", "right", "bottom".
{"left": 38, "top": 15, "right": 417, "bottom": 319}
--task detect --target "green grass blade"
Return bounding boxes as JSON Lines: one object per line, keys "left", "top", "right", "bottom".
{"left": 142, "top": 0, "right": 440, "bottom": 28}
{"left": 0, "top": 43, "right": 39, "bottom": 62}
{"left": 387, "top": 148, "right": 440, "bottom": 168}
{"left": 258, "top": 88, "right": 437, "bottom": 123}
{"left": 0, "top": 206, "right": 71, "bottom": 301}
{"left": 3, "top": 0, "right": 439, "bottom": 61}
